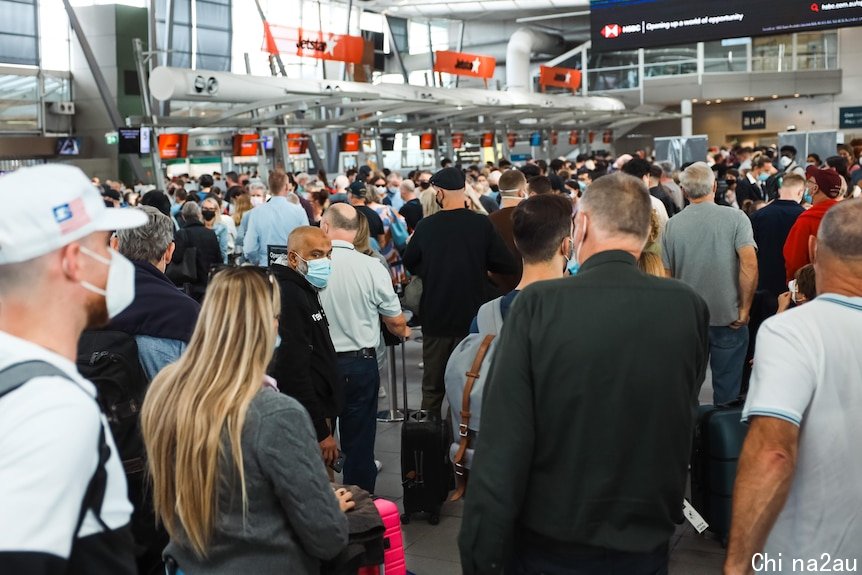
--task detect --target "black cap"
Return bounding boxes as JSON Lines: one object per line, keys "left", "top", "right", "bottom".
{"left": 349, "top": 180, "right": 367, "bottom": 197}
{"left": 429, "top": 167, "right": 465, "bottom": 191}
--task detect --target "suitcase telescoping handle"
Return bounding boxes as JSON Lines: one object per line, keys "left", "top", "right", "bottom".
{"left": 401, "top": 338, "right": 409, "bottom": 420}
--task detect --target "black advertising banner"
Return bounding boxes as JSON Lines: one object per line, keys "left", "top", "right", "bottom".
{"left": 591, "top": 0, "right": 862, "bottom": 52}
{"left": 840, "top": 106, "right": 862, "bottom": 128}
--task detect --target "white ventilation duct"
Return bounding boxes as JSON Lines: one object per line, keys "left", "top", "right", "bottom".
{"left": 506, "top": 27, "right": 565, "bottom": 93}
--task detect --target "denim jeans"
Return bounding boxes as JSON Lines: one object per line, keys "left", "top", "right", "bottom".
{"left": 512, "top": 542, "right": 669, "bottom": 575}
{"left": 336, "top": 355, "right": 380, "bottom": 493}
{"left": 708, "top": 325, "right": 749, "bottom": 405}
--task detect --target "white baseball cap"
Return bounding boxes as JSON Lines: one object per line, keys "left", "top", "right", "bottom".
{"left": 0, "top": 164, "right": 148, "bottom": 265}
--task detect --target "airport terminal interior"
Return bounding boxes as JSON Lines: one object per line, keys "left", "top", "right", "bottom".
{"left": 1, "top": 0, "right": 861, "bottom": 574}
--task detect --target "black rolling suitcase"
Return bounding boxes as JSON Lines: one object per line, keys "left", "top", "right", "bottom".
{"left": 398, "top": 342, "right": 452, "bottom": 525}
{"left": 690, "top": 400, "right": 748, "bottom": 545}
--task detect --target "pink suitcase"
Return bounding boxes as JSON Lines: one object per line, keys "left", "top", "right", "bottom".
{"left": 357, "top": 498, "right": 407, "bottom": 575}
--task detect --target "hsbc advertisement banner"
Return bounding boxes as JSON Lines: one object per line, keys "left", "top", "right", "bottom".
{"left": 590, "top": 0, "right": 862, "bottom": 52}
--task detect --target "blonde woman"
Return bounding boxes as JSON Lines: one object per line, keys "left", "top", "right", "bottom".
{"left": 141, "top": 268, "right": 352, "bottom": 574}
{"left": 638, "top": 209, "right": 666, "bottom": 278}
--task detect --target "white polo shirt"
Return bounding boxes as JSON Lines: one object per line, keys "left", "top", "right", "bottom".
{"left": 320, "top": 240, "right": 402, "bottom": 352}
{"left": 0, "top": 331, "right": 133, "bottom": 563}
{"left": 742, "top": 295, "right": 862, "bottom": 568}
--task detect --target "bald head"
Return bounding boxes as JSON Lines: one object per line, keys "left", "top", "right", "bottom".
{"left": 818, "top": 200, "right": 862, "bottom": 261}
{"left": 322, "top": 203, "right": 360, "bottom": 242}
{"left": 286, "top": 226, "right": 331, "bottom": 272}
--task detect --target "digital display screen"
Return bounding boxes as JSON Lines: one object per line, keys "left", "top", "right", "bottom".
{"left": 56, "top": 137, "right": 80, "bottom": 156}
{"left": 118, "top": 128, "right": 141, "bottom": 154}
{"left": 590, "top": 0, "right": 862, "bottom": 52}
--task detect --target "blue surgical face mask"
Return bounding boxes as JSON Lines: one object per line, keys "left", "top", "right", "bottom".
{"left": 803, "top": 190, "right": 813, "bottom": 204}
{"left": 295, "top": 253, "right": 332, "bottom": 289}
{"left": 758, "top": 173, "right": 770, "bottom": 183}
{"left": 577, "top": 181, "right": 587, "bottom": 192}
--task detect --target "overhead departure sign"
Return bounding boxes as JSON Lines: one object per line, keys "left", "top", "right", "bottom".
{"left": 590, "top": 0, "right": 862, "bottom": 52}
{"left": 539, "top": 66, "right": 582, "bottom": 91}
{"left": 433, "top": 50, "right": 496, "bottom": 79}
{"left": 266, "top": 25, "right": 365, "bottom": 64}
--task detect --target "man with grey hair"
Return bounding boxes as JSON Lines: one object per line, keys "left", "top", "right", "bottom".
{"left": 659, "top": 161, "right": 684, "bottom": 211}
{"left": 172, "top": 200, "right": 222, "bottom": 301}
{"left": 461, "top": 172, "right": 709, "bottom": 574}
{"left": 109, "top": 205, "right": 200, "bottom": 380}
{"left": 662, "top": 161, "right": 758, "bottom": 405}
{"left": 319, "top": 203, "right": 410, "bottom": 493}
{"left": 725, "top": 199, "right": 862, "bottom": 574}
{"left": 398, "top": 179, "right": 423, "bottom": 233}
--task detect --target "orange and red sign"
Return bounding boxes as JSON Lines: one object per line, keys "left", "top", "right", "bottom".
{"left": 287, "top": 133, "right": 308, "bottom": 155}
{"left": 265, "top": 25, "right": 365, "bottom": 64}
{"left": 341, "top": 133, "right": 360, "bottom": 153}
{"left": 158, "top": 134, "right": 188, "bottom": 159}
{"left": 481, "top": 133, "right": 495, "bottom": 148}
{"left": 233, "top": 134, "right": 258, "bottom": 157}
{"left": 452, "top": 133, "right": 465, "bottom": 149}
{"left": 433, "top": 50, "right": 496, "bottom": 79}
{"left": 569, "top": 131, "right": 580, "bottom": 146}
{"left": 539, "top": 65, "right": 582, "bottom": 91}
{"left": 603, "top": 130, "right": 614, "bottom": 144}
{"left": 420, "top": 133, "right": 436, "bottom": 150}
{"left": 507, "top": 133, "right": 517, "bottom": 148}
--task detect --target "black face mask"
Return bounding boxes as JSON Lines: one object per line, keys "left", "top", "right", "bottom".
{"left": 419, "top": 181, "right": 431, "bottom": 190}
{"left": 725, "top": 179, "right": 736, "bottom": 187}
{"left": 201, "top": 210, "right": 217, "bottom": 222}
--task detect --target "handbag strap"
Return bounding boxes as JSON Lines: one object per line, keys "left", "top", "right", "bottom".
{"left": 451, "top": 333, "right": 495, "bottom": 501}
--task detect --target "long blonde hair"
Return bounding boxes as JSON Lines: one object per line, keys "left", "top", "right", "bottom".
{"left": 638, "top": 210, "right": 666, "bottom": 277}
{"left": 232, "top": 193, "right": 252, "bottom": 227}
{"left": 141, "top": 267, "right": 281, "bottom": 558}
{"left": 353, "top": 210, "right": 374, "bottom": 256}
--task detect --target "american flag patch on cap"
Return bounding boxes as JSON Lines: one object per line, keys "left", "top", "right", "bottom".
{"left": 53, "top": 198, "right": 90, "bottom": 234}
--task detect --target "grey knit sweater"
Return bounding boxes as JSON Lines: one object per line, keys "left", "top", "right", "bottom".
{"left": 165, "top": 388, "right": 349, "bottom": 574}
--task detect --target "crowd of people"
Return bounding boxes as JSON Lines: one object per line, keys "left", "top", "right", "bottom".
{"left": 0, "top": 139, "right": 860, "bottom": 575}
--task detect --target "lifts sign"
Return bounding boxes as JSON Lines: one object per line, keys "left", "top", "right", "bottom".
{"left": 434, "top": 50, "right": 496, "bottom": 79}
{"left": 539, "top": 65, "right": 582, "bottom": 91}
{"left": 264, "top": 25, "right": 365, "bottom": 64}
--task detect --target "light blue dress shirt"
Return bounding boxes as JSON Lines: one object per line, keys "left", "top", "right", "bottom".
{"left": 242, "top": 196, "right": 310, "bottom": 266}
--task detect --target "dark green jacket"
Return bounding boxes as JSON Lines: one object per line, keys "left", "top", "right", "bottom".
{"left": 459, "top": 250, "right": 709, "bottom": 574}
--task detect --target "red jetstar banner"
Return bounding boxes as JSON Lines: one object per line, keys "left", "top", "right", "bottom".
{"left": 433, "top": 50, "right": 496, "bottom": 79}
{"left": 539, "top": 66, "right": 582, "bottom": 91}
{"left": 265, "top": 25, "right": 365, "bottom": 64}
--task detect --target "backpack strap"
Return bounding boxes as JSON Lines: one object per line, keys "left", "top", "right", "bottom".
{"left": 450, "top": 334, "right": 495, "bottom": 502}
{"left": 476, "top": 296, "right": 504, "bottom": 335}
{"left": 0, "top": 360, "right": 111, "bottom": 536}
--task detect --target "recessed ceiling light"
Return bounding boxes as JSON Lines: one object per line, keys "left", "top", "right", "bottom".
{"left": 772, "top": 94, "right": 779, "bottom": 99}
{"left": 692, "top": 98, "right": 699, "bottom": 103}
{"left": 705, "top": 100, "right": 711, "bottom": 105}
{"left": 715, "top": 99, "right": 722, "bottom": 104}
{"left": 794, "top": 93, "right": 800, "bottom": 98}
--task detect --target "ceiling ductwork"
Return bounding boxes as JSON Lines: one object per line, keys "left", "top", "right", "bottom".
{"left": 506, "top": 27, "right": 566, "bottom": 92}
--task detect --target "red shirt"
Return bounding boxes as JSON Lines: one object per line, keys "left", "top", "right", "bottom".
{"left": 782, "top": 199, "right": 838, "bottom": 281}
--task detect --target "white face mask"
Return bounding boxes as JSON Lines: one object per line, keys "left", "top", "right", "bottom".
{"left": 79, "top": 246, "right": 136, "bottom": 319}
{"left": 250, "top": 196, "right": 264, "bottom": 207}
{"left": 779, "top": 156, "right": 792, "bottom": 169}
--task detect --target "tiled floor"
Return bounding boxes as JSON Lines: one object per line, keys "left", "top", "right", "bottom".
{"left": 367, "top": 334, "right": 725, "bottom": 574}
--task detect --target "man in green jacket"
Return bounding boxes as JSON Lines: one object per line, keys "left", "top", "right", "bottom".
{"left": 459, "top": 172, "right": 710, "bottom": 574}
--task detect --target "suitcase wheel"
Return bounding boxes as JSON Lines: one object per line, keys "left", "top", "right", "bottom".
{"left": 428, "top": 513, "right": 440, "bottom": 526}
{"left": 400, "top": 513, "right": 411, "bottom": 525}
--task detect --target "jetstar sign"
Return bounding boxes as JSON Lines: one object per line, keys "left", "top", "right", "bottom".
{"left": 264, "top": 25, "right": 365, "bottom": 64}
{"left": 434, "top": 50, "right": 496, "bottom": 79}
{"left": 599, "top": 22, "right": 642, "bottom": 40}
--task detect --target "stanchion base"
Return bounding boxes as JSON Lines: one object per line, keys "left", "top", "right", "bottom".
{"left": 376, "top": 409, "right": 406, "bottom": 423}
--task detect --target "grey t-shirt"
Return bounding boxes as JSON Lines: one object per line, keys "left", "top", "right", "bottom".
{"left": 661, "top": 202, "right": 756, "bottom": 326}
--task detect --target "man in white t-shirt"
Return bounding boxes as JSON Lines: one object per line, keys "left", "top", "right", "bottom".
{"left": 0, "top": 165, "right": 146, "bottom": 574}
{"left": 725, "top": 199, "right": 862, "bottom": 575}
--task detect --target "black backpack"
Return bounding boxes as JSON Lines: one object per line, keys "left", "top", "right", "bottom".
{"left": 77, "top": 330, "right": 166, "bottom": 574}
{"left": 762, "top": 171, "right": 785, "bottom": 202}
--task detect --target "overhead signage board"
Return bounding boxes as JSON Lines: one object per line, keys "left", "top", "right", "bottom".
{"left": 590, "top": 0, "right": 862, "bottom": 52}
{"left": 433, "top": 50, "right": 496, "bottom": 79}
{"left": 266, "top": 25, "right": 365, "bottom": 64}
{"left": 539, "top": 66, "right": 582, "bottom": 91}
{"left": 839, "top": 106, "right": 862, "bottom": 129}
{"left": 742, "top": 110, "right": 767, "bottom": 131}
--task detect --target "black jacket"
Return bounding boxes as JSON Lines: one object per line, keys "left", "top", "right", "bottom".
{"left": 269, "top": 263, "right": 342, "bottom": 441}
{"left": 736, "top": 176, "right": 766, "bottom": 205}
{"left": 459, "top": 251, "right": 710, "bottom": 572}
{"left": 109, "top": 261, "right": 200, "bottom": 343}
{"left": 171, "top": 221, "right": 222, "bottom": 297}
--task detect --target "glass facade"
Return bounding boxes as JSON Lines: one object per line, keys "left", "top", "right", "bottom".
{"left": 0, "top": 0, "right": 39, "bottom": 66}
